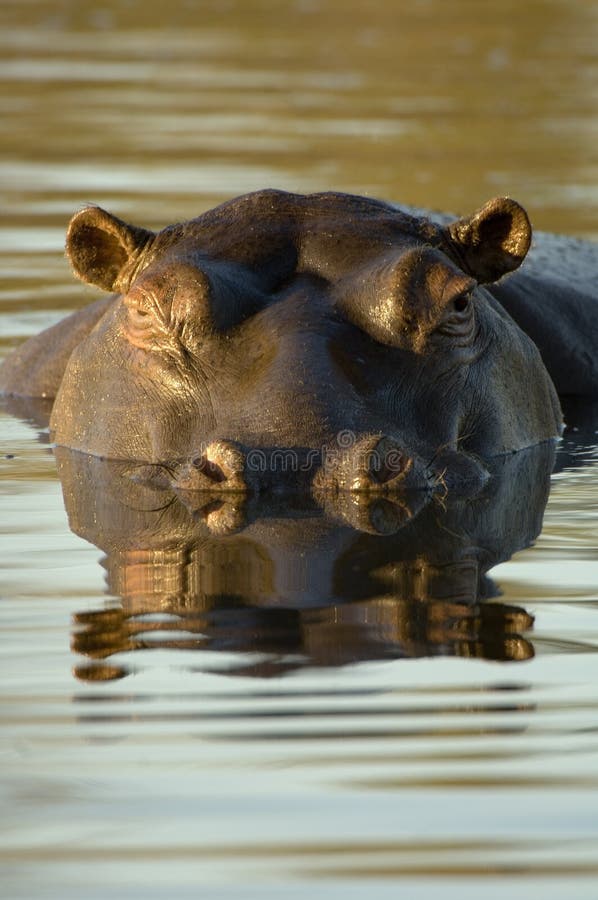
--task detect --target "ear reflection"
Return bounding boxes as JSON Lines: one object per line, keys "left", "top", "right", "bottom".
{"left": 54, "top": 442, "right": 555, "bottom": 681}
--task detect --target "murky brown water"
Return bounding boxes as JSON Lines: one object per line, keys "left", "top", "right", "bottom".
{"left": 2, "top": 2, "right": 598, "bottom": 898}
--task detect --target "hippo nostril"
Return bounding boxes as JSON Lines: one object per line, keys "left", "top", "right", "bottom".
{"left": 192, "top": 456, "right": 227, "bottom": 483}
{"left": 174, "top": 440, "right": 247, "bottom": 493}
{"left": 313, "top": 433, "right": 429, "bottom": 495}
{"left": 367, "top": 437, "right": 412, "bottom": 484}
{"left": 369, "top": 454, "right": 404, "bottom": 484}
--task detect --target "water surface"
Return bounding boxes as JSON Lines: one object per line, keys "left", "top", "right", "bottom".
{"left": 2, "top": 2, "right": 598, "bottom": 898}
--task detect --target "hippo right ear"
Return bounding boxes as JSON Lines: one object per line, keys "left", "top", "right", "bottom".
{"left": 65, "top": 206, "right": 154, "bottom": 292}
{"left": 444, "top": 197, "right": 532, "bottom": 284}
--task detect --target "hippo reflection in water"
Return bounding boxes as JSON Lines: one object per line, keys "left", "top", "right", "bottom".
{"left": 5, "top": 188, "right": 598, "bottom": 498}
{"left": 57, "top": 440, "right": 553, "bottom": 680}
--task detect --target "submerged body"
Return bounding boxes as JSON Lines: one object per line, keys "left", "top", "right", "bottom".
{"left": 3, "top": 189, "right": 594, "bottom": 496}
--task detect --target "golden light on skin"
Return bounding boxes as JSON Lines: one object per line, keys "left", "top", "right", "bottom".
{"left": 397, "top": 257, "right": 477, "bottom": 352}
{"left": 334, "top": 246, "right": 477, "bottom": 354}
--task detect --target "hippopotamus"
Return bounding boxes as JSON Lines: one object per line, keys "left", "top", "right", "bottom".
{"left": 2, "top": 189, "right": 597, "bottom": 496}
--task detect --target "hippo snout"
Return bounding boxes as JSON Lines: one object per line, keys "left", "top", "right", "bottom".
{"left": 174, "top": 441, "right": 247, "bottom": 492}
{"left": 315, "top": 434, "right": 430, "bottom": 494}
{"left": 128, "top": 433, "right": 490, "bottom": 524}
{"left": 151, "top": 433, "right": 433, "bottom": 497}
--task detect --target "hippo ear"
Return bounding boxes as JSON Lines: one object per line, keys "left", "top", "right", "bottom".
{"left": 66, "top": 206, "right": 154, "bottom": 292}
{"left": 444, "top": 197, "right": 532, "bottom": 284}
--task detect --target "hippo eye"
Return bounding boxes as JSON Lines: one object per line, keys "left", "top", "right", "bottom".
{"left": 436, "top": 279, "right": 476, "bottom": 340}
{"left": 453, "top": 291, "right": 471, "bottom": 313}
{"left": 128, "top": 307, "right": 151, "bottom": 325}
{"left": 126, "top": 304, "right": 154, "bottom": 334}
{"left": 122, "top": 294, "right": 165, "bottom": 348}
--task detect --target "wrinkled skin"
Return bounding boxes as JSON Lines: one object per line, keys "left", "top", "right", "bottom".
{"left": 1, "top": 189, "right": 580, "bottom": 495}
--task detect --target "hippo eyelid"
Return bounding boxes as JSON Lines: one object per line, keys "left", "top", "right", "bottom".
{"left": 124, "top": 287, "right": 173, "bottom": 323}
{"left": 437, "top": 274, "right": 476, "bottom": 319}
{"left": 123, "top": 294, "right": 155, "bottom": 328}
{"left": 127, "top": 305, "right": 151, "bottom": 322}
{"left": 122, "top": 288, "right": 175, "bottom": 350}
{"left": 436, "top": 293, "right": 476, "bottom": 340}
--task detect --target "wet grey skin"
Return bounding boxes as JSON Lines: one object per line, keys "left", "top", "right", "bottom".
{"left": 4, "top": 187, "right": 595, "bottom": 498}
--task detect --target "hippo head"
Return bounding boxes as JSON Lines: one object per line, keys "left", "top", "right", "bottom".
{"left": 51, "top": 189, "right": 561, "bottom": 496}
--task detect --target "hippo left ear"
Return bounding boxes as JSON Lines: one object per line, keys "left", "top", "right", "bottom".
{"left": 66, "top": 206, "right": 155, "bottom": 292}
{"left": 444, "top": 197, "right": 532, "bottom": 284}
